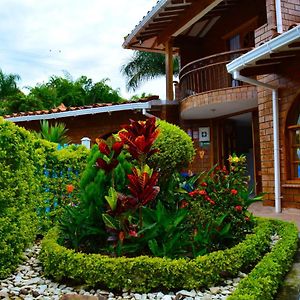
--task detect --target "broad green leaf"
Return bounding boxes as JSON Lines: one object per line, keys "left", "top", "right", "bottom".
{"left": 104, "top": 187, "right": 118, "bottom": 211}
{"left": 102, "top": 213, "right": 120, "bottom": 230}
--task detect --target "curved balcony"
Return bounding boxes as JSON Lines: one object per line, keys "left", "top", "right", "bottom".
{"left": 178, "top": 48, "right": 252, "bottom": 100}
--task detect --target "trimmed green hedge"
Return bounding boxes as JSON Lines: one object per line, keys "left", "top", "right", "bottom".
{"left": 150, "top": 120, "right": 195, "bottom": 176}
{"left": 34, "top": 139, "right": 89, "bottom": 232}
{"left": 0, "top": 118, "right": 89, "bottom": 277}
{"left": 40, "top": 219, "right": 275, "bottom": 292}
{"left": 0, "top": 118, "right": 41, "bottom": 278}
{"left": 228, "top": 220, "right": 298, "bottom": 300}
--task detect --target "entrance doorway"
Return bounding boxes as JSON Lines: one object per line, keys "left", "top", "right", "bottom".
{"left": 219, "top": 112, "right": 261, "bottom": 194}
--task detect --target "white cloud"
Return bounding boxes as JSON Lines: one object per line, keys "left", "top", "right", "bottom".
{"left": 0, "top": 0, "right": 166, "bottom": 99}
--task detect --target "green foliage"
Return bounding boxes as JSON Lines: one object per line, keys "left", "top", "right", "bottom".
{"left": 121, "top": 51, "right": 179, "bottom": 91}
{"left": 150, "top": 120, "right": 195, "bottom": 177}
{"left": 34, "top": 139, "right": 89, "bottom": 233}
{"left": 1, "top": 72, "right": 124, "bottom": 115}
{"left": 228, "top": 220, "right": 298, "bottom": 300}
{"left": 0, "top": 118, "right": 40, "bottom": 278}
{"left": 188, "top": 154, "right": 263, "bottom": 249}
{"left": 37, "top": 120, "right": 70, "bottom": 144}
{"left": 0, "top": 69, "right": 21, "bottom": 100}
{"left": 40, "top": 218, "right": 283, "bottom": 292}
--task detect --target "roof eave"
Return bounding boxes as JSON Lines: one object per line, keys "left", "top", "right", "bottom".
{"left": 226, "top": 25, "right": 300, "bottom": 74}
{"left": 5, "top": 102, "right": 153, "bottom": 123}
{"left": 122, "top": 0, "right": 169, "bottom": 49}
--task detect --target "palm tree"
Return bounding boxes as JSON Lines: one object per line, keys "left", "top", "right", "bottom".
{"left": 37, "top": 120, "right": 70, "bottom": 144}
{"left": 0, "top": 69, "right": 21, "bottom": 99}
{"left": 121, "top": 51, "right": 179, "bottom": 91}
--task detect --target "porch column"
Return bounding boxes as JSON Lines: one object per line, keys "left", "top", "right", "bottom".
{"left": 165, "top": 39, "right": 174, "bottom": 101}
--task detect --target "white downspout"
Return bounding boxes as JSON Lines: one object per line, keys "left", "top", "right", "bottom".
{"left": 275, "top": 0, "right": 283, "bottom": 34}
{"left": 142, "top": 108, "right": 160, "bottom": 120}
{"left": 233, "top": 71, "right": 281, "bottom": 213}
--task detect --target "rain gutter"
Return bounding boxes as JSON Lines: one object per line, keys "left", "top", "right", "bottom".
{"left": 6, "top": 102, "right": 152, "bottom": 123}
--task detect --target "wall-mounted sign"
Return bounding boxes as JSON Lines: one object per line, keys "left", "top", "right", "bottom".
{"left": 199, "top": 127, "right": 210, "bottom": 142}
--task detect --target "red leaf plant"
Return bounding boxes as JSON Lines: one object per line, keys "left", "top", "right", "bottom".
{"left": 127, "top": 165, "right": 160, "bottom": 206}
{"left": 119, "top": 118, "right": 159, "bottom": 160}
{"left": 95, "top": 138, "right": 124, "bottom": 173}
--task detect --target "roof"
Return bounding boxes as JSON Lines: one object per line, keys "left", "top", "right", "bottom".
{"left": 4, "top": 96, "right": 161, "bottom": 123}
{"left": 226, "top": 25, "right": 300, "bottom": 76}
{"left": 123, "top": 0, "right": 240, "bottom": 53}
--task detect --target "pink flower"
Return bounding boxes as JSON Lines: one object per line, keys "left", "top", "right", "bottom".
{"left": 129, "top": 230, "right": 138, "bottom": 237}
{"left": 235, "top": 205, "right": 243, "bottom": 212}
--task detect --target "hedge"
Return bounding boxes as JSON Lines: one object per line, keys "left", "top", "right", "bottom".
{"left": 228, "top": 220, "right": 299, "bottom": 300}
{"left": 0, "top": 118, "right": 89, "bottom": 277}
{"left": 150, "top": 120, "right": 195, "bottom": 176}
{"left": 40, "top": 219, "right": 276, "bottom": 292}
{"left": 0, "top": 118, "right": 41, "bottom": 278}
{"left": 34, "top": 139, "right": 89, "bottom": 232}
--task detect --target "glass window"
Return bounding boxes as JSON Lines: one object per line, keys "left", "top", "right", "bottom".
{"left": 288, "top": 113, "right": 300, "bottom": 179}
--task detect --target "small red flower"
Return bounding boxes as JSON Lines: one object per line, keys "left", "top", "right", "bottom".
{"left": 129, "top": 230, "right": 138, "bottom": 237}
{"left": 209, "top": 200, "right": 216, "bottom": 205}
{"left": 235, "top": 205, "right": 243, "bottom": 212}
{"left": 231, "top": 189, "right": 238, "bottom": 195}
{"left": 188, "top": 190, "right": 198, "bottom": 197}
{"left": 201, "top": 182, "right": 208, "bottom": 187}
{"left": 205, "top": 195, "right": 211, "bottom": 201}
{"left": 66, "top": 184, "right": 74, "bottom": 193}
{"left": 193, "top": 228, "right": 198, "bottom": 236}
{"left": 199, "top": 190, "right": 207, "bottom": 196}
{"left": 245, "top": 216, "right": 250, "bottom": 221}
{"left": 180, "top": 200, "right": 189, "bottom": 209}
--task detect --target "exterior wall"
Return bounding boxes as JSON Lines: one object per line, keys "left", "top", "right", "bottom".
{"left": 255, "top": 0, "right": 300, "bottom": 208}
{"left": 12, "top": 105, "right": 179, "bottom": 145}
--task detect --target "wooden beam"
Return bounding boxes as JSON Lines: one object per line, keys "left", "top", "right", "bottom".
{"left": 240, "top": 64, "right": 279, "bottom": 76}
{"left": 165, "top": 39, "right": 174, "bottom": 101}
{"left": 157, "top": 0, "right": 222, "bottom": 46}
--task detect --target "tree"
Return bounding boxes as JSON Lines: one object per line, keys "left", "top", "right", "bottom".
{"left": 0, "top": 69, "right": 21, "bottom": 100}
{"left": 121, "top": 51, "right": 179, "bottom": 91}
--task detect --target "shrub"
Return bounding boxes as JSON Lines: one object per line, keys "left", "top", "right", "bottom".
{"left": 187, "top": 154, "right": 263, "bottom": 253}
{"left": 33, "top": 138, "right": 89, "bottom": 232}
{"left": 0, "top": 118, "right": 41, "bottom": 278}
{"left": 228, "top": 220, "right": 298, "bottom": 300}
{"left": 149, "top": 120, "right": 195, "bottom": 177}
{"left": 40, "top": 218, "right": 277, "bottom": 292}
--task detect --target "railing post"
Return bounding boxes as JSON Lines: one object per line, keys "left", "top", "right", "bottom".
{"left": 81, "top": 137, "right": 91, "bottom": 149}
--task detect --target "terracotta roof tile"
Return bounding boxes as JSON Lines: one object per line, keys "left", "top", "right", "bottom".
{"left": 3, "top": 96, "right": 160, "bottom": 119}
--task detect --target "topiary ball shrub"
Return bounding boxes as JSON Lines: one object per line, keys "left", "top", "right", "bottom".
{"left": 0, "top": 118, "right": 42, "bottom": 278}
{"left": 149, "top": 120, "right": 195, "bottom": 177}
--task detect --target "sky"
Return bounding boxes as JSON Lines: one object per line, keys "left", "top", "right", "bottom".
{"left": 0, "top": 0, "right": 166, "bottom": 100}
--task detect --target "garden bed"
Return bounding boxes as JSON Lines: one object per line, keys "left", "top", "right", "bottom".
{"left": 39, "top": 218, "right": 298, "bottom": 296}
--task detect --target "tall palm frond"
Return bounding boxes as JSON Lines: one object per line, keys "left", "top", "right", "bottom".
{"left": 121, "top": 51, "right": 179, "bottom": 91}
{"left": 0, "top": 69, "right": 21, "bottom": 99}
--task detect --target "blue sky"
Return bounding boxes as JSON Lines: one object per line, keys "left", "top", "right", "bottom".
{"left": 0, "top": 0, "right": 166, "bottom": 99}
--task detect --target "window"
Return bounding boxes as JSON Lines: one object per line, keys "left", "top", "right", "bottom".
{"left": 287, "top": 104, "right": 300, "bottom": 179}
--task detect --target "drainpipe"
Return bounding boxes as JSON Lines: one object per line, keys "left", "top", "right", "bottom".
{"left": 275, "top": 0, "right": 283, "bottom": 34}
{"left": 233, "top": 71, "right": 281, "bottom": 213}
{"left": 142, "top": 108, "right": 160, "bottom": 120}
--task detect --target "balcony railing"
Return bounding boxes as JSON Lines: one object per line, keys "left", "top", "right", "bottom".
{"left": 178, "top": 48, "right": 251, "bottom": 100}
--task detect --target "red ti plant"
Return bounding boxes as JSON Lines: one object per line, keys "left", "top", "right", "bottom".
{"left": 127, "top": 165, "right": 160, "bottom": 207}
{"left": 119, "top": 118, "right": 159, "bottom": 161}
{"left": 95, "top": 138, "right": 124, "bottom": 173}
